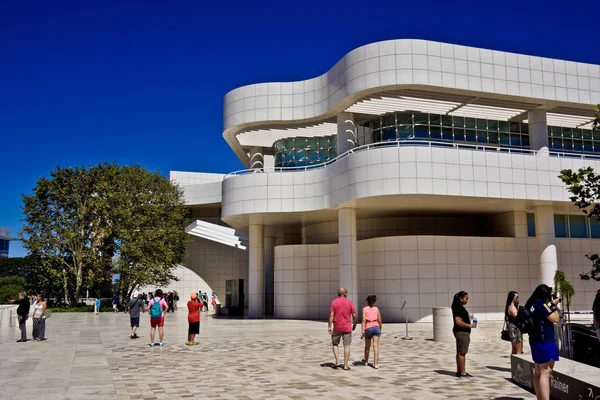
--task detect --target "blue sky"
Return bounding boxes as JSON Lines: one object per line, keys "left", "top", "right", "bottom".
{"left": 1, "top": 0, "right": 599, "bottom": 257}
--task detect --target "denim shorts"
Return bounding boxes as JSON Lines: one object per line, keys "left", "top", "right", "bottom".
{"left": 365, "top": 326, "right": 381, "bottom": 339}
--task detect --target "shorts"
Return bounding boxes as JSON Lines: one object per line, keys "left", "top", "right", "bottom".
{"left": 130, "top": 317, "right": 140, "bottom": 328}
{"left": 365, "top": 326, "right": 381, "bottom": 339}
{"left": 112, "top": 304, "right": 118, "bottom": 309}
{"left": 188, "top": 321, "right": 200, "bottom": 335}
{"left": 507, "top": 322, "right": 523, "bottom": 343}
{"left": 454, "top": 331, "right": 470, "bottom": 354}
{"left": 150, "top": 317, "right": 164, "bottom": 328}
{"left": 331, "top": 331, "right": 352, "bottom": 346}
{"left": 530, "top": 340, "right": 559, "bottom": 364}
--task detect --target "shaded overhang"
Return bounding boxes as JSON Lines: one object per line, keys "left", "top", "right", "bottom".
{"left": 185, "top": 220, "right": 248, "bottom": 250}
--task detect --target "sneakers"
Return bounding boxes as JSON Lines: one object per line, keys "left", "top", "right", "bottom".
{"left": 373, "top": 364, "right": 379, "bottom": 369}
{"left": 149, "top": 343, "right": 155, "bottom": 347}
{"left": 159, "top": 343, "right": 164, "bottom": 347}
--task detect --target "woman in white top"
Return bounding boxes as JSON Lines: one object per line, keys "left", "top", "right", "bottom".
{"left": 32, "top": 294, "right": 47, "bottom": 341}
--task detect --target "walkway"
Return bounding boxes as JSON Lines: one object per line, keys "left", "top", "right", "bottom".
{"left": 0, "top": 311, "right": 535, "bottom": 399}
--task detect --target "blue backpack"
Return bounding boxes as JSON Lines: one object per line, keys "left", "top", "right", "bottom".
{"left": 150, "top": 298, "right": 163, "bottom": 318}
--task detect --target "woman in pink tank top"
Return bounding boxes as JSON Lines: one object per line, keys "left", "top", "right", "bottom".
{"left": 361, "top": 295, "right": 382, "bottom": 369}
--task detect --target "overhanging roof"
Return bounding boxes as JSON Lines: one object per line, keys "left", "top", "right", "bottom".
{"left": 185, "top": 220, "right": 248, "bottom": 250}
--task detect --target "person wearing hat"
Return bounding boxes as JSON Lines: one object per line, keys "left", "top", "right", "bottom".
{"left": 187, "top": 293, "right": 203, "bottom": 346}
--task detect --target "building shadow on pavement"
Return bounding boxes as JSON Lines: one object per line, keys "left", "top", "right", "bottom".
{"left": 487, "top": 365, "right": 512, "bottom": 373}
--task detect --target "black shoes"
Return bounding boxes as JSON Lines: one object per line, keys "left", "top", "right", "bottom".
{"left": 456, "top": 373, "right": 473, "bottom": 378}
{"left": 16, "top": 339, "right": 27, "bottom": 342}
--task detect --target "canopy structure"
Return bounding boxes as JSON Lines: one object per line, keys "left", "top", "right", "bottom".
{"left": 185, "top": 220, "right": 248, "bottom": 250}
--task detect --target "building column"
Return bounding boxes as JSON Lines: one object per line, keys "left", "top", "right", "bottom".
{"left": 534, "top": 205, "right": 557, "bottom": 287}
{"left": 249, "top": 147, "right": 264, "bottom": 170}
{"left": 264, "top": 235, "right": 275, "bottom": 316}
{"left": 529, "top": 110, "right": 548, "bottom": 154}
{"left": 248, "top": 224, "right": 264, "bottom": 318}
{"left": 337, "top": 112, "right": 355, "bottom": 155}
{"left": 338, "top": 207, "right": 358, "bottom": 306}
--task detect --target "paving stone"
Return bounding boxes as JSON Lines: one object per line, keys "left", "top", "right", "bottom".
{"left": 0, "top": 311, "right": 536, "bottom": 399}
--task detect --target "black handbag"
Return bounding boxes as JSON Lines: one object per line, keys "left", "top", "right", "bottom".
{"left": 501, "top": 317, "right": 511, "bottom": 341}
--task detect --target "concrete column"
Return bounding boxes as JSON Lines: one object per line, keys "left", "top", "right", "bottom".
{"left": 248, "top": 224, "right": 264, "bottom": 318}
{"left": 338, "top": 207, "right": 358, "bottom": 306}
{"left": 249, "top": 147, "right": 264, "bottom": 170}
{"left": 337, "top": 112, "right": 355, "bottom": 155}
{"left": 528, "top": 110, "right": 549, "bottom": 153}
{"left": 534, "top": 205, "right": 557, "bottom": 287}
{"left": 264, "top": 235, "right": 275, "bottom": 316}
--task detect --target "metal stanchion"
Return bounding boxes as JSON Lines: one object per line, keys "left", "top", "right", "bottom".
{"left": 401, "top": 301, "right": 412, "bottom": 340}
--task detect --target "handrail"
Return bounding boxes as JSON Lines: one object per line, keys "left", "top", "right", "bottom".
{"left": 224, "top": 139, "right": 600, "bottom": 178}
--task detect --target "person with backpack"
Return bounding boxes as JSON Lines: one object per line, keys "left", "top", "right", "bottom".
{"left": 146, "top": 289, "right": 169, "bottom": 347}
{"left": 451, "top": 291, "right": 477, "bottom": 378}
{"left": 504, "top": 291, "right": 523, "bottom": 355}
{"left": 523, "top": 284, "right": 560, "bottom": 400}
{"left": 127, "top": 293, "right": 145, "bottom": 339}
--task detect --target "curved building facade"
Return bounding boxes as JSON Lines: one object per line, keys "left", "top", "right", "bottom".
{"left": 173, "top": 39, "right": 600, "bottom": 322}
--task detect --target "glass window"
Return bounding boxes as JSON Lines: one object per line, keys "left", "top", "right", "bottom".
{"left": 477, "top": 131, "right": 487, "bottom": 144}
{"left": 569, "top": 215, "right": 589, "bottom": 238}
{"left": 522, "top": 135, "right": 530, "bottom": 148}
{"left": 398, "top": 125, "right": 412, "bottom": 139}
{"left": 500, "top": 133, "right": 510, "bottom": 146}
{"left": 295, "top": 149, "right": 306, "bottom": 163}
{"left": 488, "top": 120, "right": 498, "bottom": 131}
{"left": 275, "top": 152, "right": 284, "bottom": 165}
{"left": 550, "top": 126, "right": 561, "bottom": 136}
{"left": 430, "top": 114, "right": 441, "bottom": 126}
{"left": 414, "top": 113, "right": 428, "bottom": 124}
{"left": 554, "top": 215, "right": 568, "bottom": 238}
{"left": 307, "top": 150, "right": 319, "bottom": 163}
{"left": 573, "top": 128, "right": 582, "bottom": 139}
{"left": 465, "top": 130, "right": 476, "bottom": 142}
{"left": 499, "top": 121, "right": 509, "bottom": 132}
{"left": 442, "top": 115, "right": 453, "bottom": 127}
{"left": 527, "top": 213, "right": 536, "bottom": 237}
{"left": 521, "top": 123, "right": 529, "bottom": 134}
{"left": 584, "top": 141, "right": 593, "bottom": 152}
{"left": 430, "top": 126, "right": 442, "bottom": 140}
{"left": 476, "top": 119, "right": 487, "bottom": 130}
{"left": 397, "top": 112, "right": 413, "bottom": 125}
{"left": 382, "top": 128, "right": 397, "bottom": 141}
{"left": 551, "top": 138, "right": 563, "bottom": 150}
{"left": 488, "top": 132, "right": 499, "bottom": 144}
{"left": 465, "top": 118, "right": 476, "bottom": 129}
{"left": 573, "top": 140, "right": 583, "bottom": 152}
{"left": 442, "top": 127, "right": 453, "bottom": 141}
{"left": 284, "top": 138, "right": 295, "bottom": 150}
{"left": 510, "top": 134, "right": 521, "bottom": 147}
{"left": 372, "top": 118, "right": 381, "bottom": 130}
{"left": 382, "top": 114, "right": 395, "bottom": 127}
{"left": 563, "top": 140, "right": 573, "bottom": 151}
{"left": 454, "top": 116, "right": 464, "bottom": 128}
{"left": 582, "top": 129, "right": 592, "bottom": 139}
{"left": 562, "top": 128, "right": 573, "bottom": 138}
{"left": 509, "top": 122, "right": 521, "bottom": 133}
{"left": 454, "top": 128, "right": 465, "bottom": 141}
{"left": 590, "top": 218, "right": 600, "bottom": 238}
{"left": 414, "top": 125, "right": 429, "bottom": 139}
{"left": 306, "top": 138, "right": 318, "bottom": 150}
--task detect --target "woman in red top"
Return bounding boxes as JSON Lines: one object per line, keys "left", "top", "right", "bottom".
{"left": 187, "top": 293, "right": 203, "bottom": 346}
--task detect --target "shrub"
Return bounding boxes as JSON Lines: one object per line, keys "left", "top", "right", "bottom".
{"left": 0, "top": 276, "right": 26, "bottom": 304}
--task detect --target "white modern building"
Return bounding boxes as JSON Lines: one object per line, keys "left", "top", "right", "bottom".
{"left": 173, "top": 39, "right": 600, "bottom": 322}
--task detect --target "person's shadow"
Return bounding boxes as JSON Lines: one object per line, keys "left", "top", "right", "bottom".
{"left": 320, "top": 362, "right": 338, "bottom": 368}
{"left": 434, "top": 370, "right": 458, "bottom": 377}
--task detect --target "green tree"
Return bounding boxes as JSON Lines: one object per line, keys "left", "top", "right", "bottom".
{"left": 553, "top": 270, "right": 575, "bottom": 322}
{"left": 0, "top": 276, "right": 26, "bottom": 304}
{"left": 0, "top": 255, "right": 62, "bottom": 298}
{"left": 21, "top": 163, "right": 188, "bottom": 304}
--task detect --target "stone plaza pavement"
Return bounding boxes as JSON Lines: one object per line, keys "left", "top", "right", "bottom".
{"left": 0, "top": 311, "right": 536, "bottom": 400}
